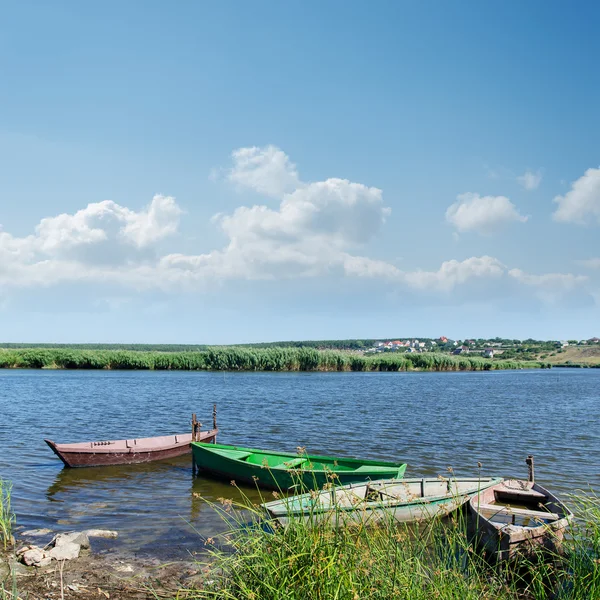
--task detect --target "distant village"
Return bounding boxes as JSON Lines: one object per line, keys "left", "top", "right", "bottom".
{"left": 364, "top": 337, "right": 600, "bottom": 358}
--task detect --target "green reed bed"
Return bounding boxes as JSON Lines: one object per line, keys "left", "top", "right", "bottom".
{"left": 0, "top": 347, "right": 550, "bottom": 372}
{"left": 190, "top": 483, "right": 599, "bottom": 600}
{"left": 0, "top": 478, "right": 14, "bottom": 551}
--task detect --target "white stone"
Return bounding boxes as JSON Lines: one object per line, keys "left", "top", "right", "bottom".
{"left": 84, "top": 529, "right": 118, "bottom": 539}
{"left": 51, "top": 532, "right": 90, "bottom": 550}
{"left": 21, "top": 548, "right": 46, "bottom": 566}
{"left": 48, "top": 542, "right": 80, "bottom": 561}
{"left": 16, "top": 545, "right": 34, "bottom": 556}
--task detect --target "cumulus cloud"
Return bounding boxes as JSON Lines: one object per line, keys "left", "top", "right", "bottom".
{"left": 227, "top": 145, "right": 300, "bottom": 198}
{"left": 446, "top": 193, "right": 528, "bottom": 234}
{"left": 404, "top": 256, "right": 506, "bottom": 292}
{"left": 553, "top": 167, "right": 600, "bottom": 224}
{"left": 0, "top": 145, "right": 588, "bottom": 305}
{"left": 0, "top": 195, "right": 182, "bottom": 284}
{"left": 517, "top": 169, "right": 542, "bottom": 190}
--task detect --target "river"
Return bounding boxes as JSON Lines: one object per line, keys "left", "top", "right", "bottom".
{"left": 0, "top": 369, "right": 598, "bottom": 558}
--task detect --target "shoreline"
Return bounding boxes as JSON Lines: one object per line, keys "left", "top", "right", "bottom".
{"left": 0, "top": 347, "right": 551, "bottom": 372}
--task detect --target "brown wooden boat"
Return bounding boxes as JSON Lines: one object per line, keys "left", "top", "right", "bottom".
{"left": 45, "top": 429, "right": 218, "bottom": 468}
{"left": 468, "top": 458, "right": 573, "bottom": 560}
{"left": 46, "top": 409, "right": 219, "bottom": 468}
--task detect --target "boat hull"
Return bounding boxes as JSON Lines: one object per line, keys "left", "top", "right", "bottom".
{"left": 468, "top": 479, "right": 573, "bottom": 561}
{"left": 264, "top": 477, "right": 503, "bottom": 527}
{"left": 46, "top": 429, "right": 218, "bottom": 468}
{"left": 191, "top": 442, "right": 407, "bottom": 491}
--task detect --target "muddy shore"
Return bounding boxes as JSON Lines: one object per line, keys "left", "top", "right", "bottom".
{"left": 1, "top": 546, "right": 209, "bottom": 599}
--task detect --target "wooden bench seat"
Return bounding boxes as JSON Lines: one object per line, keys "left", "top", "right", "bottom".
{"left": 477, "top": 503, "right": 561, "bottom": 521}
{"left": 495, "top": 488, "right": 546, "bottom": 500}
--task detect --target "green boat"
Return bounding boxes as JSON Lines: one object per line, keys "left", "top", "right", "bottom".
{"left": 191, "top": 442, "right": 407, "bottom": 490}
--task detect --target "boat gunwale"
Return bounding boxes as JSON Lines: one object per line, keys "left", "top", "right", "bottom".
{"left": 46, "top": 429, "right": 218, "bottom": 455}
{"left": 264, "top": 476, "right": 504, "bottom": 517}
{"left": 190, "top": 441, "right": 407, "bottom": 469}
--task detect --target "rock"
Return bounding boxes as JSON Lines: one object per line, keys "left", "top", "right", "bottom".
{"left": 16, "top": 545, "right": 34, "bottom": 556}
{"left": 21, "top": 547, "right": 50, "bottom": 567}
{"left": 84, "top": 529, "right": 118, "bottom": 539}
{"left": 114, "top": 564, "right": 134, "bottom": 573}
{"left": 48, "top": 541, "right": 80, "bottom": 561}
{"left": 21, "top": 528, "right": 53, "bottom": 537}
{"left": 49, "top": 531, "right": 90, "bottom": 550}
{"left": 8, "top": 558, "right": 32, "bottom": 577}
{"left": 37, "top": 556, "right": 52, "bottom": 567}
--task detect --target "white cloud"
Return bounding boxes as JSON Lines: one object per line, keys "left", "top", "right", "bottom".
{"left": 404, "top": 256, "right": 506, "bottom": 292}
{"left": 227, "top": 145, "right": 300, "bottom": 198}
{"left": 0, "top": 146, "right": 589, "bottom": 306}
{"left": 0, "top": 195, "right": 182, "bottom": 284}
{"left": 578, "top": 258, "right": 600, "bottom": 269}
{"left": 553, "top": 167, "right": 600, "bottom": 224}
{"left": 446, "top": 193, "right": 528, "bottom": 234}
{"left": 517, "top": 169, "right": 542, "bottom": 190}
{"left": 508, "top": 269, "right": 588, "bottom": 289}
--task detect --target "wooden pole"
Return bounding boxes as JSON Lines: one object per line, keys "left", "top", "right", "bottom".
{"left": 526, "top": 455, "right": 535, "bottom": 484}
{"left": 213, "top": 403, "right": 217, "bottom": 444}
{"left": 191, "top": 413, "right": 197, "bottom": 474}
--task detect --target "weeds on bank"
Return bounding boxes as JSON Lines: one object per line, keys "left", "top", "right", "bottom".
{"left": 0, "top": 478, "right": 15, "bottom": 551}
{"left": 188, "top": 469, "right": 599, "bottom": 600}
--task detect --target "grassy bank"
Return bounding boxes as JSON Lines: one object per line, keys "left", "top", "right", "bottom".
{"left": 0, "top": 479, "right": 14, "bottom": 551}
{"left": 194, "top": 487, "right": 600, "bottom": 600}
{"left": 0, "top": 348, "right": 549, "bottom": 372}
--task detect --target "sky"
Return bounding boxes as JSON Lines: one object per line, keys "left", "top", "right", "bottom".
{"left": 1, "top": 0, "right": 599, "bottom": 343}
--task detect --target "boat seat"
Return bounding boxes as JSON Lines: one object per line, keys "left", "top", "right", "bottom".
{"left": 477, "top": 503, "right": 561, "bottom": 521}
{"left": 273, "top": 457, "right": 307, "bottom": 469}
{"left": 495, "top": 488, "right": 546, "bottom": 500}
{"left": 221, "top": 450, "right": 253, "bottom": 461}
{"left": 353, "top": 465, "right": 390, "bottom": 473}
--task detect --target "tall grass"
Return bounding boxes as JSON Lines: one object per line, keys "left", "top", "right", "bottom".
{"left": 0, "top": 348, "right": 549, "bottom": 372}
{"left": 0, "top": 478, "right": 15, "bottom": 551}
{"left": 190, "top": 481, "right": 599, "bottom": 600}
{"left": 0, "top": 573, "right": 18, "bottom": 600}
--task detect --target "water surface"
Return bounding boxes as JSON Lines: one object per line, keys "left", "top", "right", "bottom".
{"left": 0, "top": 369, "right": 598, "bottom": 558}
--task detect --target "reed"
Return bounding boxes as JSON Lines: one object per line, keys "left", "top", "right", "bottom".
{"left": 0, "top": 478, "right": 15, "bottom": 551}
{"left": 189, "top": 477, "right": 599, "bottom": 600}
{"left": 0, "top": 573, "right": 18, "bottom": 600}
{"left": 0, "top": 348, "right": 549, "bottom": 372}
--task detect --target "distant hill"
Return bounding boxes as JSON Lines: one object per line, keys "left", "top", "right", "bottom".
{"left": 537, "top": 346, "right": 600, "bottom": 366}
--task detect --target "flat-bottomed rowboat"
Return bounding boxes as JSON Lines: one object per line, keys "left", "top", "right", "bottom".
{"left": 46, "top": 428, "right": 218, "bottom": 468}
{"left": 263, "top": 476, "right": 503, "bottom": 527}
{"left": 468, "top": 479, "right": 573, "bottom": 560}
{"left": 191, "top": 442, "right": 407, "bottom": 490}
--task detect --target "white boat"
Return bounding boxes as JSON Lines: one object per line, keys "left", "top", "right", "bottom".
{"left": 262, "top": 476, "right": 503, "bottom": 527}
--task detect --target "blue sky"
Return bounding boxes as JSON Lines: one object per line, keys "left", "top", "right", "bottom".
{"left": 1, "top": 1, "right": 599, "bottom": 343}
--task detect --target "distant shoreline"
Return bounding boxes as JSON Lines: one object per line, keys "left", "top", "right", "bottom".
{"left": 0, "top": 347, "right": 553, "bottom": 372}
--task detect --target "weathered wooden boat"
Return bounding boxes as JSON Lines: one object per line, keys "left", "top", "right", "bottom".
{"left": 191, "top": 442, "right": 407, "bottom": 490}
{"left": 46, "top": 410, "right": 219, "bottom": 468}
{"left": 468, "top": 471, "right": 573, "bottom": 560}
{"left": 46, "top": 428, "right": 218, "bottom": 468}
{"left": 263, "top": 476, "right": 503, "bottom": 527}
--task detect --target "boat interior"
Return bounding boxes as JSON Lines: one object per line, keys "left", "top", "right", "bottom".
{"left": 213, "top": 447, "right": 395, "bottom": 473}
{"left": 473, "top": 480, "right": 564, "bottom": 527}
{"left": 309, "top": 477, "right": 499, "bottom": 509}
